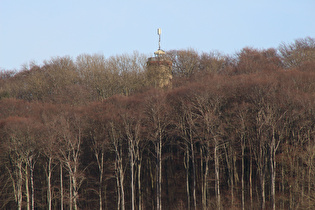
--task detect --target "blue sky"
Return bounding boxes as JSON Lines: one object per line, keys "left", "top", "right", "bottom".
{"left": 1, "top": 0, "right": 315, "bottom": 70}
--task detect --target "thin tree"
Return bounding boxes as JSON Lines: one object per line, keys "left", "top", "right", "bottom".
{"left": 194, "top": 84, "right": 225, "bottom": 210}
{"left": 56, "top": 110, "right": 85, "bottom": 210}
{"left": 144, "top": 90, "right": 170, "bottom": 210}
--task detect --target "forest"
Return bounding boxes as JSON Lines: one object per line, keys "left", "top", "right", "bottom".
{"left": 0, "top": 37, "right": 314, "bottom": 210}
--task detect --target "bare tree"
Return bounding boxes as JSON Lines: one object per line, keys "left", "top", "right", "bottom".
{"left": 199, "top": 51, "right": 226, "bottom": 75}
{"left": 171, "top": 90, "right": 198, "bottom": 210}
{"left": 55, "top": 110, "right": 85, "bottom": 210}
{"left": 106, "top": 52, "right": 147, "bottom": 96}
{"left": 143, "top": 90, "right": 170, "bottom": 210}
{"left": 121, "top": 103, "right": 143, "bottom": 210}
{"left": 235, "top": 47, "right": 281, "bottom": 74}
{"left": 110, "top": 120, "right": 125, "bottom": 210}
{"left": 1, "top": 116, "right": 39, "bottom": 210}
{"left": 167, "top": 49, "right": 200, "bottom": 78}
{"left": 88, "top": 114, "right": 109, "bottom": 210}
{"left": 39, "top": 106, "right": 61, "bottom": 210}
{"left": 194, "top": 83, "right": 226, "bottom": 210}
{"left": 279, "top": 37, "right": 315, "bottom": 69}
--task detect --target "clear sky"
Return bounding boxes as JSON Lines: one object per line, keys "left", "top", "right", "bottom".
{"left": 1, "top": 0, "right": 315, "bottom": 70}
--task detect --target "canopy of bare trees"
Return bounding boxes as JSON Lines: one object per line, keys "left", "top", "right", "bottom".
{"left": 0, "top": 38, "right": 315, "bottom": 209}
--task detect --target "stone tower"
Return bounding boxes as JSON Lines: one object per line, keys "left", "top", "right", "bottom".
{"left": 147, "top": 28, "right": 172, "bottom": 88}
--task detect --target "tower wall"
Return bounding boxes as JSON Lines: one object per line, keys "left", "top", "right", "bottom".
{"left": 147, "top": 57, "right": 172, "bottom": 88}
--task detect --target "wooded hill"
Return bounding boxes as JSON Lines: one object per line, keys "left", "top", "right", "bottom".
{"left": 0, "top": 37, "right": 314, "bottom": 210}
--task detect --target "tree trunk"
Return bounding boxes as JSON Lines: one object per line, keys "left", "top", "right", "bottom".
{"left": 190, "top": 141, "right": 197, "bottom": 210}
{"left": 281, "top": 160, "right": 285, "bottom": 209}
{"left": 301, "top": 169, "right": 305, "bottom": 206}
{"left": 70, "top": 175, "right": 72, "bottom": 210}
{"left": 260, "top": 172, "right": 265, "bottom": 210}
{"left": 25, "top": 163, "right": 30, "bottom": 210}
{"left": 231, "top": 172, "right": 234, "bottom": 208}
{"left": 120, "top": 158, "right": 125, "bottom": 210}
{"left": 200, "top": 146, "right": 208, "bottom": 210}
{"left": 307, "top": 130, "right": 312, "bottom": 209}
{"left": 138, "top": 163, "right": 142, "bottom": 210}
{"left": 99, "top": 153, "right": 104, "bottom": 210}
{"left": 17, "top": 161, "right": 23, "bottom": 210}
{"left": 270, "top": 130, "right": 276, "bottom": 210}
{"left": 259, "top": 151, "right": 266, "bottom": 210}
{"left": 116, "top": 159, "right": 125, "bottom": 210}
{"left": 60, "top": 163, "right": 64, "bottom": 210}
{"left": 289, "top": 184, "right": 293, "bottom": 209}
{"left": 241, "top": 141, "right": 245, "bottom": 210}
{"left": 214, "top": 138, "right": 221, "bottom": 210}
{"left": 104, "top": 184, "right": 107, "bottom": 210}
{"left": 47, "top": 158, "right": 52, "bottom": 210}
{"left": 30, "top": 158, "right": 35, "bottom": 210}
{"left": 72, "top": 171, "right": 79, "bottom": 210}
{"left": 223, "top": 143, "right": 233, "bottom": 207}
{"left": 95, "top": 151, "right": 104, "bottom": 210}
{"left": 115, "top": 160, "right": 121, "bottom": 210}
{"left": 200, "top": 148, "right": 204, "bottom": 210}
{"left": 159, "top": 140, "right": 162, "bottom": 210}
{"left": 233, "top": 151, "right": 239, "bottom": 185}
{"left": 249, "top": 147, "right": 253, "bottom": 209}
{"left": 185, "top": 148, "right": 190, "bottom": 210}
{"left": 111, "top": 123, "right": 124, "bottom": 210}
{"left": 114, "top": 147, "right": 125, "bottom": 210}
{"left": 308, "top": 155, "right": 311, "bottom": 209}
{"left": 204, "top": 152, "right": 209, "bottom": 210}
{"left": 156, "top": 134, "right": 162, "bottom": 210}
{"left": 130, "top": 146, "right": 135, "bottom": 210}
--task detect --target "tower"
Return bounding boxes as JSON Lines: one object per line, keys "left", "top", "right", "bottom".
{"left": 147, "top": 28, "right": 172, "bottom": 88}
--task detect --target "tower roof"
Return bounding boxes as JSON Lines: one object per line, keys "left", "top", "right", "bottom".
{"left": 154, "top": 49, "right": 165, "bottom": 56}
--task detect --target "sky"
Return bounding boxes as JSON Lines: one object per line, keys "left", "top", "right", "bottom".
{"left": 1, "top": 0, "right": 315, "bottom": 71}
